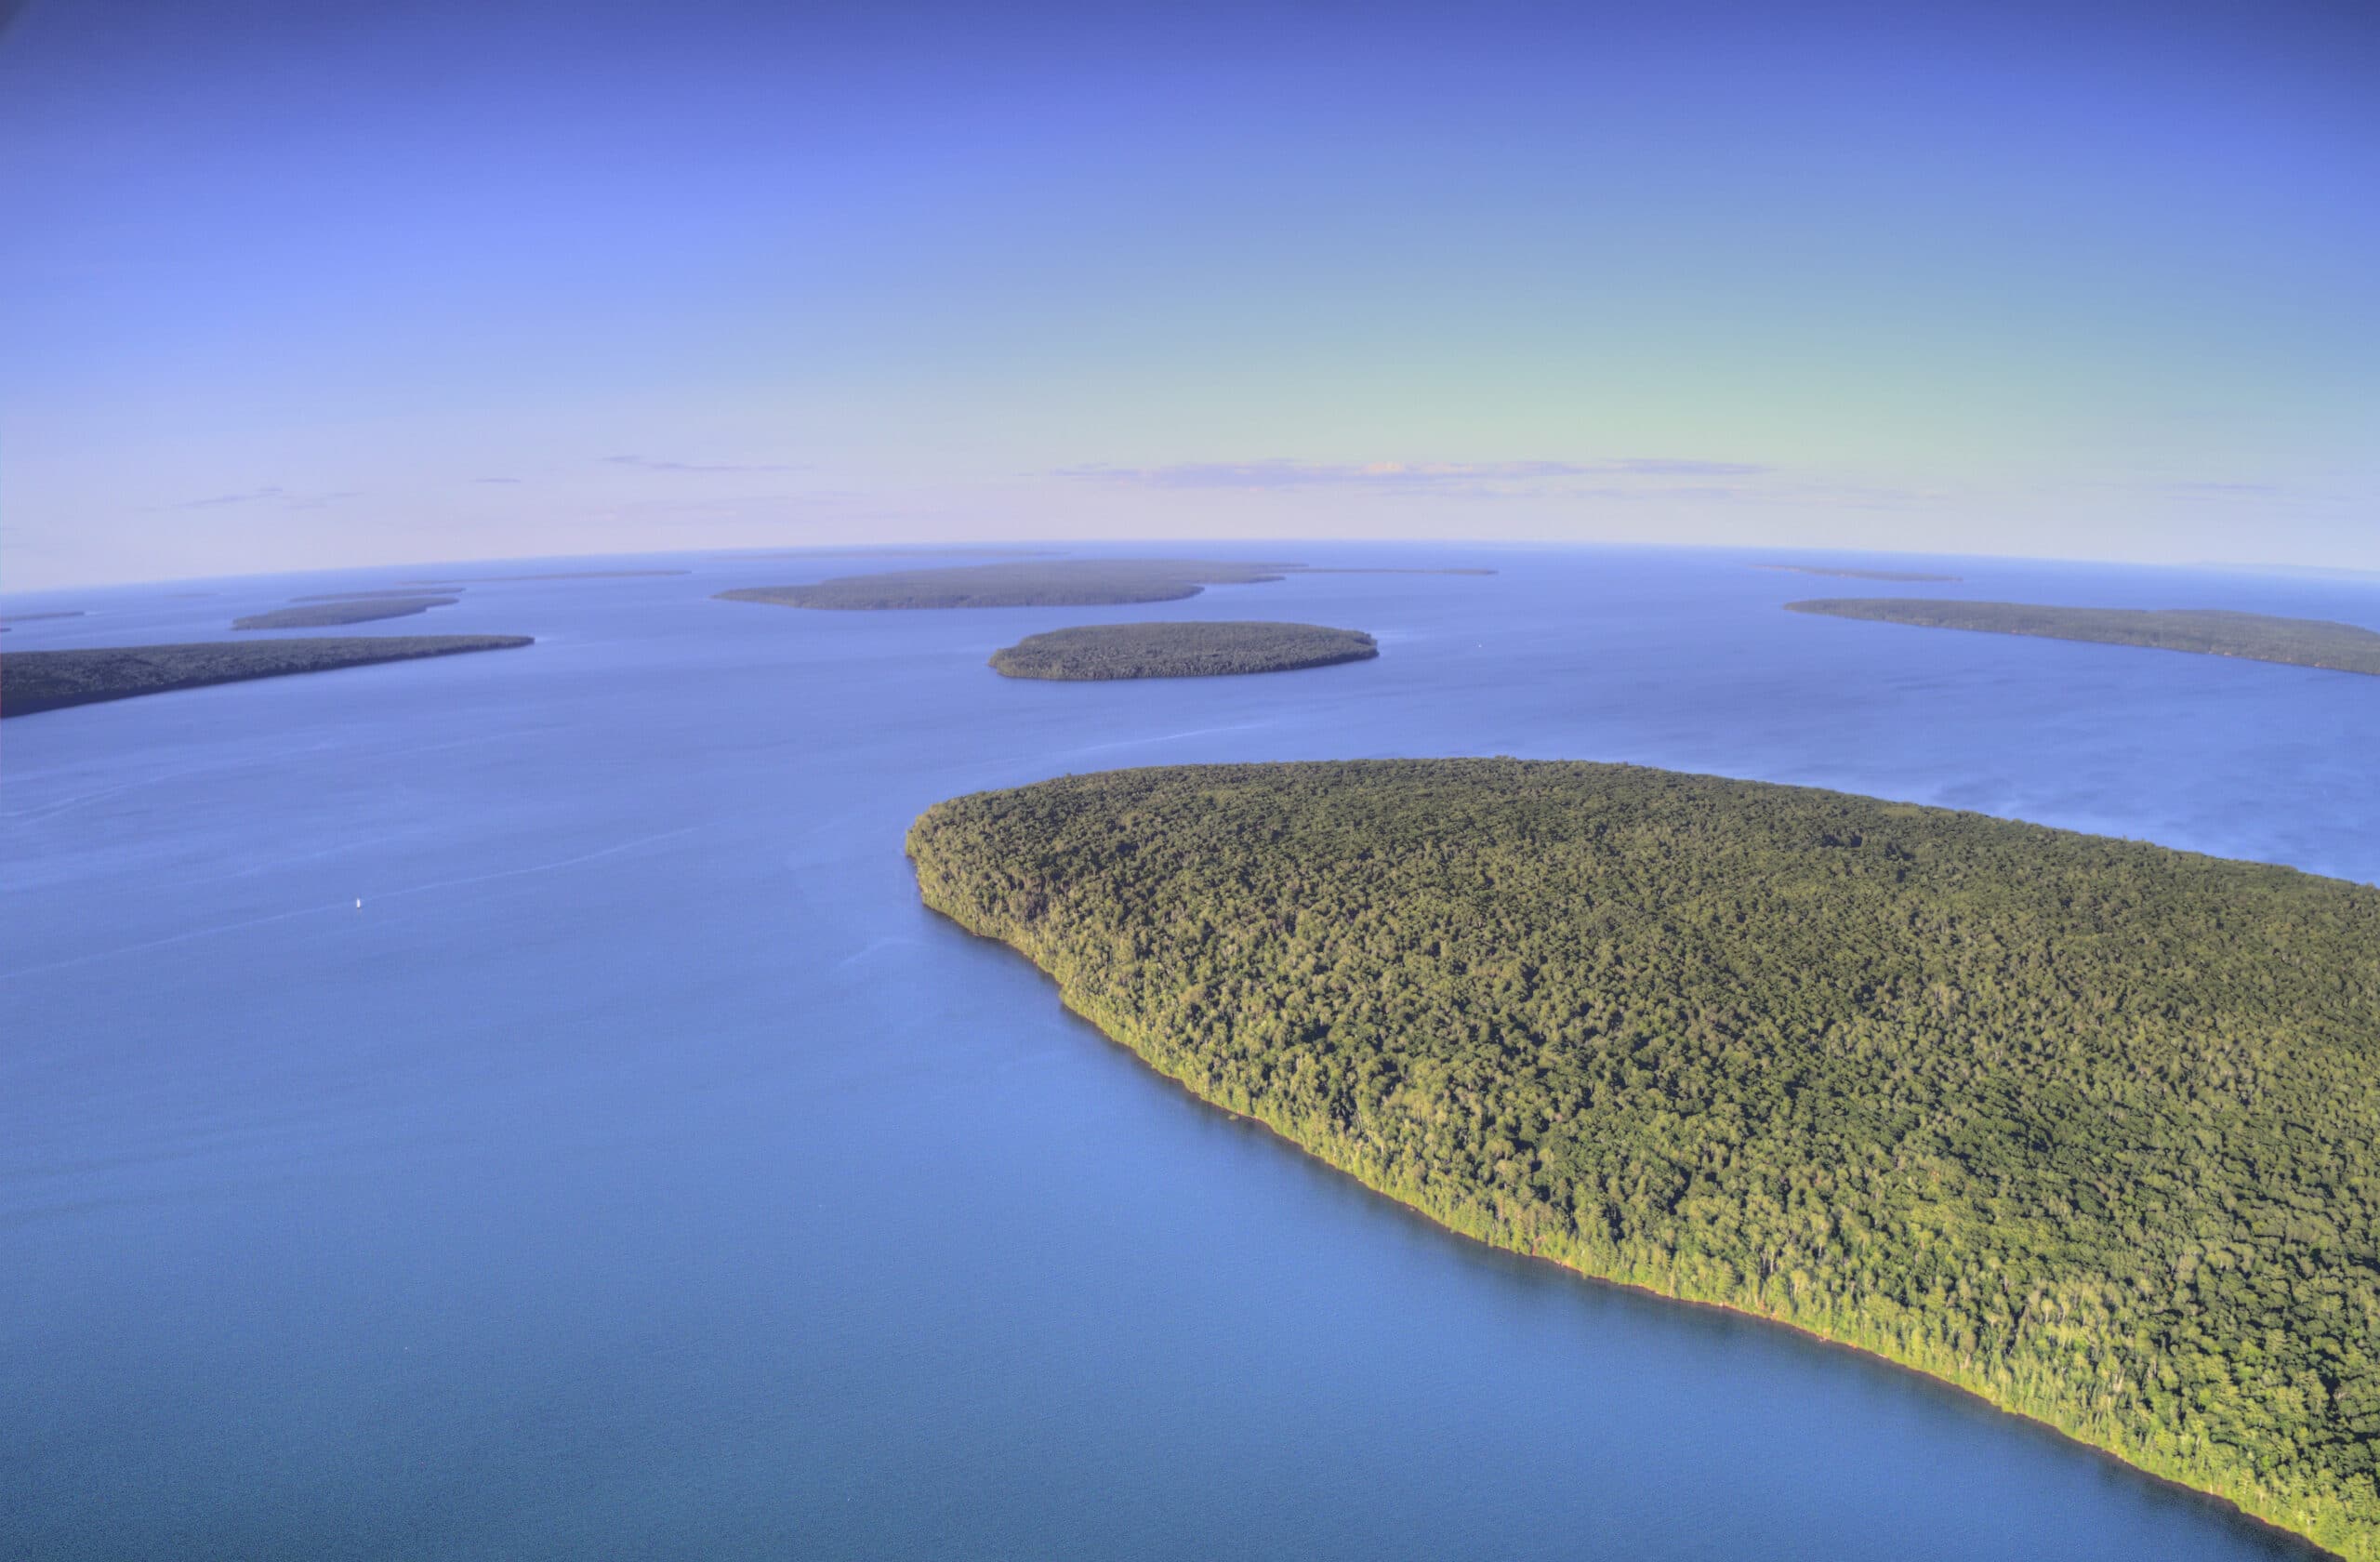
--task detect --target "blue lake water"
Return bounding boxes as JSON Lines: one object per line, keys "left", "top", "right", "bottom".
{"left": 5, "top": 546, "right": 2374, "bottom": 1560}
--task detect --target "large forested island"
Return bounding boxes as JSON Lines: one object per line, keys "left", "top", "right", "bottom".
{"left": 990, "top": 621, "right": 1378, "bottom": 681}
{"left": 910, "top": 760, "right": 2380, "bottom": 1559}
{"left": 2, "top": 635, "right": 531, "bottom": 716}
{"left": 1789, "top": 599, "right": 2380, "bottom": 676}
{"left": 718, "top": 559, "right": 1297, "bottom": 610}
{"left": 232, "top": 596, "right": 458, "bottom": 630}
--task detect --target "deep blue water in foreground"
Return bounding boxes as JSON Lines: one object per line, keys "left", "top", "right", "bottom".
{"left": 5, "top": 546, "right": 2375, "bottom": 1561}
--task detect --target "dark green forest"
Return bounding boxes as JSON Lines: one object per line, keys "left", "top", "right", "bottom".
{"left": 718, "top": 559, "right": 1296, "bottom": 610}
{"left": 1788, "top": 599, "right": 2380, "bottom": 676}
{"left": 990, "top": 621, "right": 1378, "bottom": 681}
{"left": 232, "top": 596, "right": 457, "bottom": 630}
{"left": 3, "top": 635, "right": 532, "bottom": 716}
{"left": 910, "top": 760, "right": 2380, "bottom": 1559}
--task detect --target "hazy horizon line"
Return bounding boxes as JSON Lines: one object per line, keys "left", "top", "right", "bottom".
{"left": 8, "top": 536, "right": 2378, "bottom": 602}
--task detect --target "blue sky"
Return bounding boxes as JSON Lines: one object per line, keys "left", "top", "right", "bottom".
{"left": 4, "top": 0, "right": 2374, "bottom": 587}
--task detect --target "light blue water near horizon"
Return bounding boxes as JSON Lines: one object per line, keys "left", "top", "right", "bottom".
{"left": 4, "top": 545, "right": 2375, "bottom": 1561}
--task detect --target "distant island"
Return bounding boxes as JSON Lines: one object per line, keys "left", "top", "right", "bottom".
{"left": 3, "top": 635, "right": 531, "bottom": 717}
{"left": 401, "top": 569, "right": 691, "bottom": 584}
{"left": 233, "top": 597, "right": 459, "bottom": 630}
{"left": 911, "top": 759, "right": 2380, "bottom": 1561}
{"left": 719, "top": 559, "right": 1298, "bottom": 611}
{"left": 990, "top": 621, "right": 1378, "bottom": 680}
{"left": 1293, "top": 567, "right": 1498, "bottom": 576}
{"left": 726, "top": 546, "right": 1059, "bottom": 561}
{"left": 1758, "top": 564, "right": 1962, "bottom": 582}
{"left": 1787, "top": 598, "right": 2380, "bottom": 676}
{"left": 290, "top": 588, "right": 469, "bottom": 603}
{"left": 2, "top": 610, "right": 87, "bottom": 625}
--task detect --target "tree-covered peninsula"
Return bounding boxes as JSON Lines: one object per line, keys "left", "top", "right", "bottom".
{"left": 717, "top": 559, "right": 1297, "bottom": 610}
{"left": 909, "top": 760, "right": 2380, "bottom": 1559}
{"left": 990, "top": 621, "right": 1378, "bottom": 681}
{"left": 1788, "top": 599, "right": 2380, "bottom": 676}
{"left": 3, "top": 635, "right": 531, "bottom": 717}
{"left": 232, "top": 596, "right": 458, "bottom": 630}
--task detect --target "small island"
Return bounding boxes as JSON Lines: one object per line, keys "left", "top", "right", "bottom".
{"left": 990, "top": 621, "right": 1379, "bottom": 680}
{"left": 1293, "top": 566, "right": 1498, "bottom": 576}
{"left": 3, "top": 635, "right": 532, "bottom": 717}
{"left": 910, "top": 759, "right": 2380, "bottom": 1560}
{"left": 232, "top": 596, "right": 459, "bottom": 630}
{"left": 1757, "top": 564, "right": 1963, "bottom": 582}
{"left": 718, "top": 559, "right": 1298, "bottom": 610}
{"left": 289, "top": 588, "right": 469, "bottom": 603}
{"left": 1787, "top": 598, "right": 2380, "bottom": 676}
{"left": 400, "top": 569, "right": 691, "bottom": 584}
{"left": 729, "top": 546, "right": 1059, "bottom": 561}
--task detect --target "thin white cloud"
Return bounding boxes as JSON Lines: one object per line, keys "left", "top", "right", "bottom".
{"left": 169, "top": 486, "right": 285, "bottom": 510}
{"left": 602, "top": 455, "right": 810, "bottom": 474}
{"left": 160, "top": 486, "right": 358, "bottom": 511}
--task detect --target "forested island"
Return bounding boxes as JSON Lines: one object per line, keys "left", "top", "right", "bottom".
{"left": 1759, "top": 564, "right": 1963, "bottom": 582}
{"left": 731, "top": 546, "right": 1057, "bottom": 561}
{"left": 910, "top": 759, "right": 2380, "bottom": 1560}
{"left": 1788, "top": 599, "right": 2380, "bottom": 676}
{"left": 233, "top": 596, "right": 458, "bottom": 630}
{"left": 990, "top": 621, "right": 1379, "bottom": 680}
{"left": 719, "top": 559, "right": 1297, "bottom": 610}
{"left": 3, "top": 635, "right": 531, "bottom": 717}
{"left": 401, "top": 569, "right": 691, "bottom": 584}
{"left": 290, "top": 588, "right": 469, "bottom": 603}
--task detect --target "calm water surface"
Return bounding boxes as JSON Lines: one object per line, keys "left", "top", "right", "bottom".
{"left": 5, "top": 547, "right": 2373, "bottom": 1560}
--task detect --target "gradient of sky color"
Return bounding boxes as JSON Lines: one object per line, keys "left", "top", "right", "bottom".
{"left": 4, "top": 0, "right": 2375, "bottom": 588}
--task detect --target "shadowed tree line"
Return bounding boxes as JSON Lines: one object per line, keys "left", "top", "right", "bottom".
{"left": 3, "top": 636, "right": 532, "bottom": 716}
